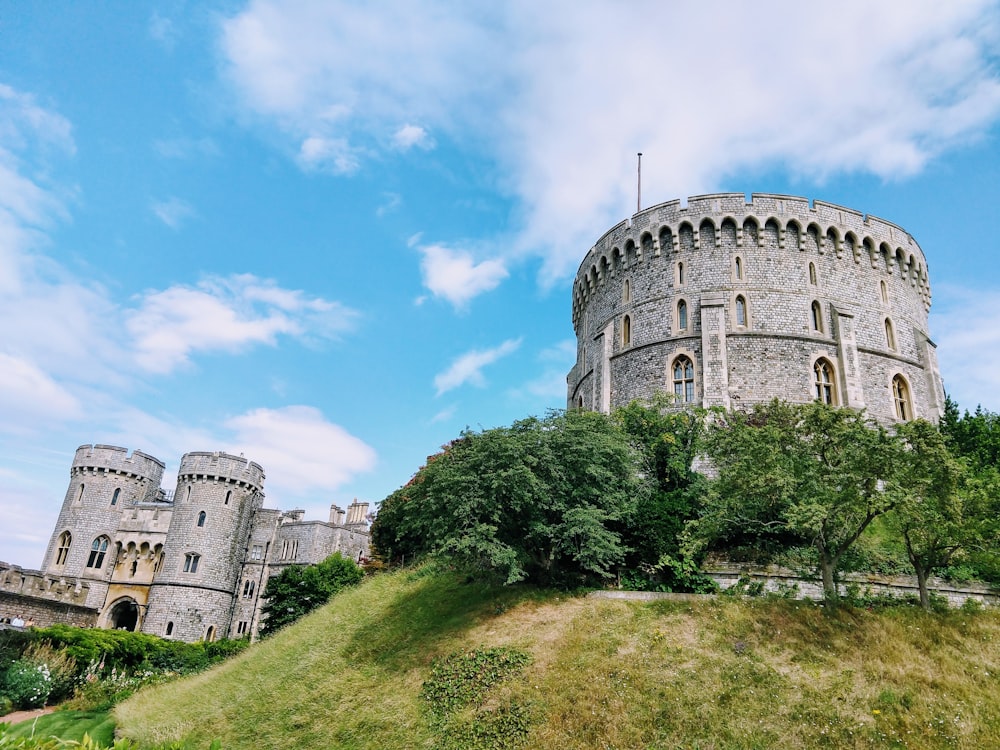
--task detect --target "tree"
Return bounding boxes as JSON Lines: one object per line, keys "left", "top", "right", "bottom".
{"left": 260, "top": 553, "right": 363, "bottom": 636}
{"left": 693, "top": 400, "right": 899, "bottom": 600}
{"left": 370, "top": 409, "right": 648, "bottom": 585}
{"left": 612, "top": 396, "right": 706, "bottom": 580}
{"left": 884, "top": 420, "right": 964, "bottom": 608}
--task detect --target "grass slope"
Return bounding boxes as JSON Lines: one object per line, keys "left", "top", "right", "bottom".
{"left": 4, "top": 711, "right": 115, "bottom": 745}
{"left": 116, "top": 568, "right": 1000, "bottom": 750}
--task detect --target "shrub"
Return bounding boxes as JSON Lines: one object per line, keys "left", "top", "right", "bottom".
{"left": 2, "top": 658, "right": 52, "bottom": 709}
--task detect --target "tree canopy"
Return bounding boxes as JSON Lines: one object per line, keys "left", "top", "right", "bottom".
{"left": 260, "top": 553, "right": 363, "bottom": 636}
{"left": 372, "top": 409, "right": 650, "bottom": 585}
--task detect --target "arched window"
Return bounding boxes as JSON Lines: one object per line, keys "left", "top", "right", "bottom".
{"left": 893, "top": 375, "right": 911, "bottom": 421}
{"left": 165, "top": 621, "right": 174, "bottom": 636}
{"left": 809, "top": 262, "right": 817, "bottom": 286}
{"left": 672, "top": 356, "right": 695, "bottom": 403}
{"left": 55, "top": 531, "right": 71, "bottom": 566}
{"left": 677, "top": 300, "right": 688, "bottom": 331}
{"left": 578, "top": 396, "right": 584, "bottom": 409}
{"left": 224, "top": 490, "right": 231, "bottom": 506}
{"left": 77, "top": 484, "right": 85, "bottom": 503}
{"left": 814, "top": 359, "right": 836, "bottom": 405}
{"left": 885, "top": 319, "right": 896, "bottom": 351}
{"left": 734, "top": 256, "right": 743, "bottom": 280}
{"left": 186, "top": 486, "right": 191, "bottom": 502}
{"left": 111, "top": 488, "right": 120, "bottom": 506}
{"left": 880, "top": 279, "right": 888, "bottom": 303}
{"left": 622, "top": 315, "right": 631, "bottom": 346}
{"left": 86, "top": 536, "right": 109, "bottom": 569}
{"left": 205, "top": 626, "right": 216, "bottom": 642}
{"left": 623, "top": 279, "right": 631, "bottom": 302}
{"left": 735, "top": 296, "right": 747, "bottom": 327}
{"left": 677, "top": 261, "right": 685, "bottom": 286}
{"left": 183, "top": 553, "right": 200, "bottom": 573}
{"left": 197, "top": 511, "right": 207, "bottom": 528}
{"left": 811, "top": 301, "right": 823, "bottom": 332}
{"left": 242, "top": 579, "right": 255, "bottom": 599}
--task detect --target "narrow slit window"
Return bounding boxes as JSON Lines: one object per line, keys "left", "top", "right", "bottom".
{"left": 111, "top": 488, "right": 120, "bottom": 506}
{"left": 735, "top": 256, "right": 743, "bottom": 280}
{"left": 735, "top": 296, "right": 747, "bottom": 327}
{"left": 197, "top": 511, "right": 206, "bottom": 528}
{"left": 885, "top": 319, "right": 896, "bottom": 351}
{"left": 811, "top": 301, "right": 823, "bottom": 332}
{"left": 677, "top": 300, "right": 688, "bottom": 331}
{"left": 622, "top": 315, "right": 631, "bottom": 346}
{"left": 809, "top": 262, "right": 817, "bottom": 285}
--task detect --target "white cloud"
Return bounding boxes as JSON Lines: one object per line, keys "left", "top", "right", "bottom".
{"left": 297, "top": 135, "right": 359, "bottom": 174}
{"left": 126, "top": 274, "right": 360, "bottom": 373}
{"left": 149, "top": 12, "right": 178, "bottom": 50}
{"left": 419, "top": 243, "right": 508, "bottom": 308}
{"left": 932, "top": 285, "right": 1000, "bottom": 412}
{"left": 225, "top": 405, "right": 377, "bottom": 495}
{"left": 219, "top": 1, "right": 1000, "bottom": 283}
{"left": 434, "top": 338, "right": 522, "bottom": 395}
{"left": 392, "top": 124, "right": 433, "bottom": 151}
{"left": 430, "top": 404, "right": 457, "bottom": 423}
{"left": 151, "top": 196, "right": 195, "bottom": 229}
{"left": 0, "top": 353, "right": 83, "bottom": 427}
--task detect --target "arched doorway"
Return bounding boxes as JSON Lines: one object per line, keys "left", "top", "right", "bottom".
{"left": 107, "top": 599, "right": 139, "bottom": 631}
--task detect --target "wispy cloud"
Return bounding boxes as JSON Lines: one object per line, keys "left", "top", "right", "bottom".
{"left": 151, "top": 197, "right": 195, "bottom": 229}
{"left": 376, "top": 191, "right": 401, "bottom": 217}
{"left": 149, "top": 12, "right": 179, "bottom": 50}
{"left": 434, "top": 338, "right": 522, "bottom": 395}
{"left": 392, "top": 123, "right": 433, "bottom": 151}
{"left": 220, "top": 1, "right": 1000, "bottom": 282}
{"left": 297, "top": 135, "right": 359, "bottom": 174}
{"left": 126, "top": 274, "right": 360, "bottom": 373}
{"left": 225, "top": 405, "right": 377, "bottom": 495}
{"left": 932, "top": 285, "right": 1000, "bottom": 411}
{"left": 418, "top": 243, "right": 508, "bottom": 309}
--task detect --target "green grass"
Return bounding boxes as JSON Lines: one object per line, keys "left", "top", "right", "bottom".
{"left": 3, "top": 711, "right": 115, "bottom": 745}
{"left": 115, "top": 567, "right": 1000, "bottom": 750}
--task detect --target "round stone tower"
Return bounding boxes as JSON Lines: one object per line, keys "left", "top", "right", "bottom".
{"left": 567, "top": 193, "right": 945, "bottom": 424}
{"left": 142, "top": 451, "right": 265, "bottom": 642}
{"left": 41, "top": 445, "right": 165, "bottom": 607}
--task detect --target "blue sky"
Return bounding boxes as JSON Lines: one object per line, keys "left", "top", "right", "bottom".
{"left": 2, "top": 1, "right": 1000, "bottom": 567}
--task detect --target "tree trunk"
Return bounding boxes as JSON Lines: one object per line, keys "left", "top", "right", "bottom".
{"left": 818, "top": 553, "right": 838, "bottom": 601}
{"left": 915, "top": 565, "right": 931, "bottom": 610}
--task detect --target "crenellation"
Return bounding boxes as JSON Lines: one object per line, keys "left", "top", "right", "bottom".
{"left": 568, "top": 194, "right": 941, "bottom": 426}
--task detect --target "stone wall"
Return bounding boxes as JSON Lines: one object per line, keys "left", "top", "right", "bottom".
{"left": 568, "top": 194, "right": 944, "bottom": 424}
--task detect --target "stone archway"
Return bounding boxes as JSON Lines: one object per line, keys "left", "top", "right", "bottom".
{"left": 106, "top": 598, "right": 139, "bottom": 631}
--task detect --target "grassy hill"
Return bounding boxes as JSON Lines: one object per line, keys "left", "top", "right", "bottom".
{"left": 115, "top": 568, "right": 1000, "bottom": 749}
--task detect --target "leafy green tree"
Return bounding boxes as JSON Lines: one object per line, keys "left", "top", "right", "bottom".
{"left": 612, "top": 396, "right": 706, "bottom": 583}
{"left": 939, "top": 395, "right": 1000, "bottom": 470}
{"left": 693, "top": 400, "right": 899, "bottom": 600}
{"left": 371, "top": 409, "right": 647, "bottom": 585}
{"left": 260, "top": 553, "right": 363, "bottom": 636}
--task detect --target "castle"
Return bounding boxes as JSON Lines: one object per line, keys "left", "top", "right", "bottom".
{"left": 568, "top": 193, "right": 944, "bottom": 423}
{"left": 0, "top": 445, "right": 369, "bottom": 642}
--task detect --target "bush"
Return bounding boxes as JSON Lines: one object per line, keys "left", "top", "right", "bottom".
{"left": 2, "top": 658, "right": 52, "bottom": 709}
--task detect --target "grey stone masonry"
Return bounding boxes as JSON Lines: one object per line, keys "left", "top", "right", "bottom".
{"left": 7, "top": 446, "right": 371, "bottom": 642}
{"left": 568, "top": 193, "right": 945, "bottom": 424}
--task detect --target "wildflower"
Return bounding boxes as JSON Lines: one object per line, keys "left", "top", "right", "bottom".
{"left": 873, "top": 709, "right": 881, "bottom": 715}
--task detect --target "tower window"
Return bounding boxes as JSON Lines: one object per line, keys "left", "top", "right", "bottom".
{"left": 165, "top": 621, "right": 174, "bottom": 636}
{"left": 622, "top": 315, "right": 631, "bottom": 346}
{"left": 111, "top": 488, "right": 120, "bottom": 506}
{"left": 242, "top": 579, "right": 255, "bottom": 599}
{"left": 676, "top": 261, "right": 685, "bottom": 286}
{"left": 814, "top": 359, "right": 837, "bottom": 405}
{"left": 677, "top": 300, "right": 688, "bottom": 331}
{"left": 734, "top": 256, "right": 743, "bottom": 280}
{"left": 885, "top": 318, "right": 896, "bottom": 351}
{"left": 197, "top": 511, "right": 207, "bottom": 528}
{"left": 672, "top": 355, "right": 695, "bottom": 403}
{"left": 892, "top": 375, "right": 911, "bottom": 421}
{"left": 735, "top": 296, "right": 747, "bottom": 327}
{"left": 77, "top": 484, "right": 85, "bottom": 504}
{"left": 809, "top": 262, "right": 817, "bottom": 286}
{"left": 55, "top": 531, "right": 71, "bottom": 566}
{"left": 880, "top": 279, "right": 888, "bottom": 303}
{"left": 623, "top": 279, "right": 631, "bottom": 302}
{"left": 224, "top": 490, "right": 231, "bottom": 506}
{"left": 183, "top": 553, "right": 200, "bottom": 573}
{"left": 811, "top": 301, "right": 823, "bottom": 333}
{"left": 86, "top": 536, "right": 109, "bottom": 569}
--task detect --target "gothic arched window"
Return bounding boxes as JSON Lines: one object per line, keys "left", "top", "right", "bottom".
{"left": 814, "top": 359, "right": 836, "bottom": 405}
{"left": 893, "top": 375, "right": 911, "bottom": 421}
{"left": 672, "top": 356, "right": 695, "bottom": 403}
{"left": 55, "top": 531, "right": 71, "bottom": 566}
{"left": 86, "top": 536, "right": 109, "bottom": 569}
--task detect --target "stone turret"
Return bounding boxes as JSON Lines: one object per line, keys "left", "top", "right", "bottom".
{"left": 143, "top": 451, "right": 265, "bottom": 642}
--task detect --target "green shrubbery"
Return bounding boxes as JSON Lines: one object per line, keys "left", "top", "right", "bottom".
{"left": 0, "top": 626, "right": 249, "bottom": 712}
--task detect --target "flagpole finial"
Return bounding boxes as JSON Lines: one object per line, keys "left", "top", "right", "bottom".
{"left": 637, "top": 152, "right": 643, "bottom": 214}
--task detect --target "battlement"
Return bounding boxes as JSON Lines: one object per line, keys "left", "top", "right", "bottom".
{"left": 71, "top": 444, "right": 165, "bottom": 484}
{"left": 579, "top": 193, "right": 927, "bottom": 279}
{"left": 177, "top": 451, "right": 265, "bottom": 490}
